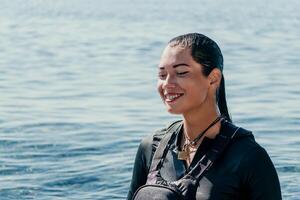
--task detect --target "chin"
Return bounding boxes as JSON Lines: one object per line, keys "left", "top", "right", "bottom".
{"left": 166, "top": 107, "right": 184, "bottom": 115}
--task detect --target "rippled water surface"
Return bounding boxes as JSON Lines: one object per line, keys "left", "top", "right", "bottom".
{"left": 0, "top": 0, "right": 299, "bottom": 199}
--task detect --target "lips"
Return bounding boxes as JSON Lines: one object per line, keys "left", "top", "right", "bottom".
{"left": 164, "top": 93, "right": 184, "bottom": 103}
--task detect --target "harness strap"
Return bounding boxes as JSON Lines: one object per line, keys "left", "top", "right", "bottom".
{"left": 149, "top": 121, "right": 182, "bottom": 172}
{"left": 188, "top": 121, "right": 240, "bottom": 181}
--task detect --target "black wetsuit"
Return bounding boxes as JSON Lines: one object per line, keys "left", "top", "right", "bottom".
{"left": 127, "top": 120, "right": 282, "bottom": 200}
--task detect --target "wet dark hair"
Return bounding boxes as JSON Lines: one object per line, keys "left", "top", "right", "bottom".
{"left": 168, "top": 33, "right": 232, "bottom": 122}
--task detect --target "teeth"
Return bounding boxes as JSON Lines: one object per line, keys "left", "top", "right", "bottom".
{"left": 166, "top": 94, "right": 181, "bottom": 100}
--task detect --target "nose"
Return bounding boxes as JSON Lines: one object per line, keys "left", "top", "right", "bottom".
{"left": 162, "top": 74, "right": 177, "bottom": 89}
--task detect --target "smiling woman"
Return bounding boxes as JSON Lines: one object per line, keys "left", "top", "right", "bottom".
{"left": 127, "top": 33, "right": 282, "bottom": 200}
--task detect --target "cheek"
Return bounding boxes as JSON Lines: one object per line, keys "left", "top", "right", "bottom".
{"left": 185, "top": 80, "right": 208, "bottom": 99}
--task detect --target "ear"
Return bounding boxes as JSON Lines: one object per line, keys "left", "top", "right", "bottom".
{"left": 208, "top": 68, "right": 222, "bottom": 89}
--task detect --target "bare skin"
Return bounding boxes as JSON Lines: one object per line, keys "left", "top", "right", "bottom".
{"left": 157, "top": 45, "right": 223, "bottom": 166}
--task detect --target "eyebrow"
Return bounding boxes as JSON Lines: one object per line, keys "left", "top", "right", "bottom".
{"left": 173, "top": 63, "right": 190, "bottom": 68}
{"left": 159, "top": 63, "right": 190, "bottom": 70}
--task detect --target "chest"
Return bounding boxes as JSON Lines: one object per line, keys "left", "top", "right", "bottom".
{"left": 159, "top": 148, "right": 242, "bottom": 200}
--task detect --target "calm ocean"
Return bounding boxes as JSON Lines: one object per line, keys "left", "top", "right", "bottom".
{"left": 0, "top": 0, "right": 299, "bottom": 199}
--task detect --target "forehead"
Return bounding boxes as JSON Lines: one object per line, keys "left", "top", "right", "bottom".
{"left": 159, "top": 46, "right": 193, "bottom": 67}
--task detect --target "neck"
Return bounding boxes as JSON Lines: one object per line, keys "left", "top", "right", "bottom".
{"left": 182, "top": 104, "right": 222, "bottom": 141}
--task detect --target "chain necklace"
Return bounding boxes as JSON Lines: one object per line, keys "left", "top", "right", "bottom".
{"left": 178, "top": 115, "right": 224, "bottom": 160}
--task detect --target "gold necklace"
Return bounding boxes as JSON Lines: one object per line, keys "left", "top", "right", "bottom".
{"left": 178, "top": 115, "right": 223, "bottom": 160}
{"left": 178, "top": 139, "right": 198, "bottom": 161}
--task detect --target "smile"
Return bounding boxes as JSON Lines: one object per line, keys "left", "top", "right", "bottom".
{"left": 164, "top": 93, "right": 184, "bottom": 103}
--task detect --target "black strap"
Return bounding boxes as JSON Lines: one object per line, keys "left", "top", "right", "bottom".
{"left": 188, "top": 120, "right": 240, "bottom": 181}
{"left": 149, "top": 121, "right": 182, "bottom": 172}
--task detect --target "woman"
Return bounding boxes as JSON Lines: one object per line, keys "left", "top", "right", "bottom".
{"left": 127, "top": 33, "right": 282, "bottom": 199}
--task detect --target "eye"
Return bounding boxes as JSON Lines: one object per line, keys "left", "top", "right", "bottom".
{"left": 158, "top": 73, "right": 167, "bottom": 80}
{"left": 177, "top": 71, "right": 189, "bottom": 76}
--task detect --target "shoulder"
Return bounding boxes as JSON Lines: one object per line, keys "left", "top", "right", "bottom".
{"left": 230, "top": 126, "right": 259, "bottom": 153}
{"left": 221, "top": 121, "right": 259, "bottom": 157}
{"left": 138, "top": 120, "right": 182, "bottom": 169}
{"left": 226, "top": 125, "right": 276, "bottom": 177}
{"left": 138, "top": 125, "right": 166, "bottom": 153}
{"left": 231, "top": 133, "right": 271, "bottom": 170}
{"left": 237, "top": 139, "right": 274, "bottom": 175}
{"left": 231, "top": 128, "right": 281, "bottom": 197}
{"left": 218, "top": 123, "right": 267, "bottom": 169}
{"left": 140, "top": 120, "right": 182, "bottom": 149}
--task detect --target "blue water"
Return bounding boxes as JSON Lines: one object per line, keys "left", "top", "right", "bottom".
{"left": 0, "top": 0, "right": 299, "bottom": 199}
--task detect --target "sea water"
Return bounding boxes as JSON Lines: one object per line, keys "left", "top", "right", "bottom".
{"left": 0, "top": 0, "right": 299, "bottom": 199}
